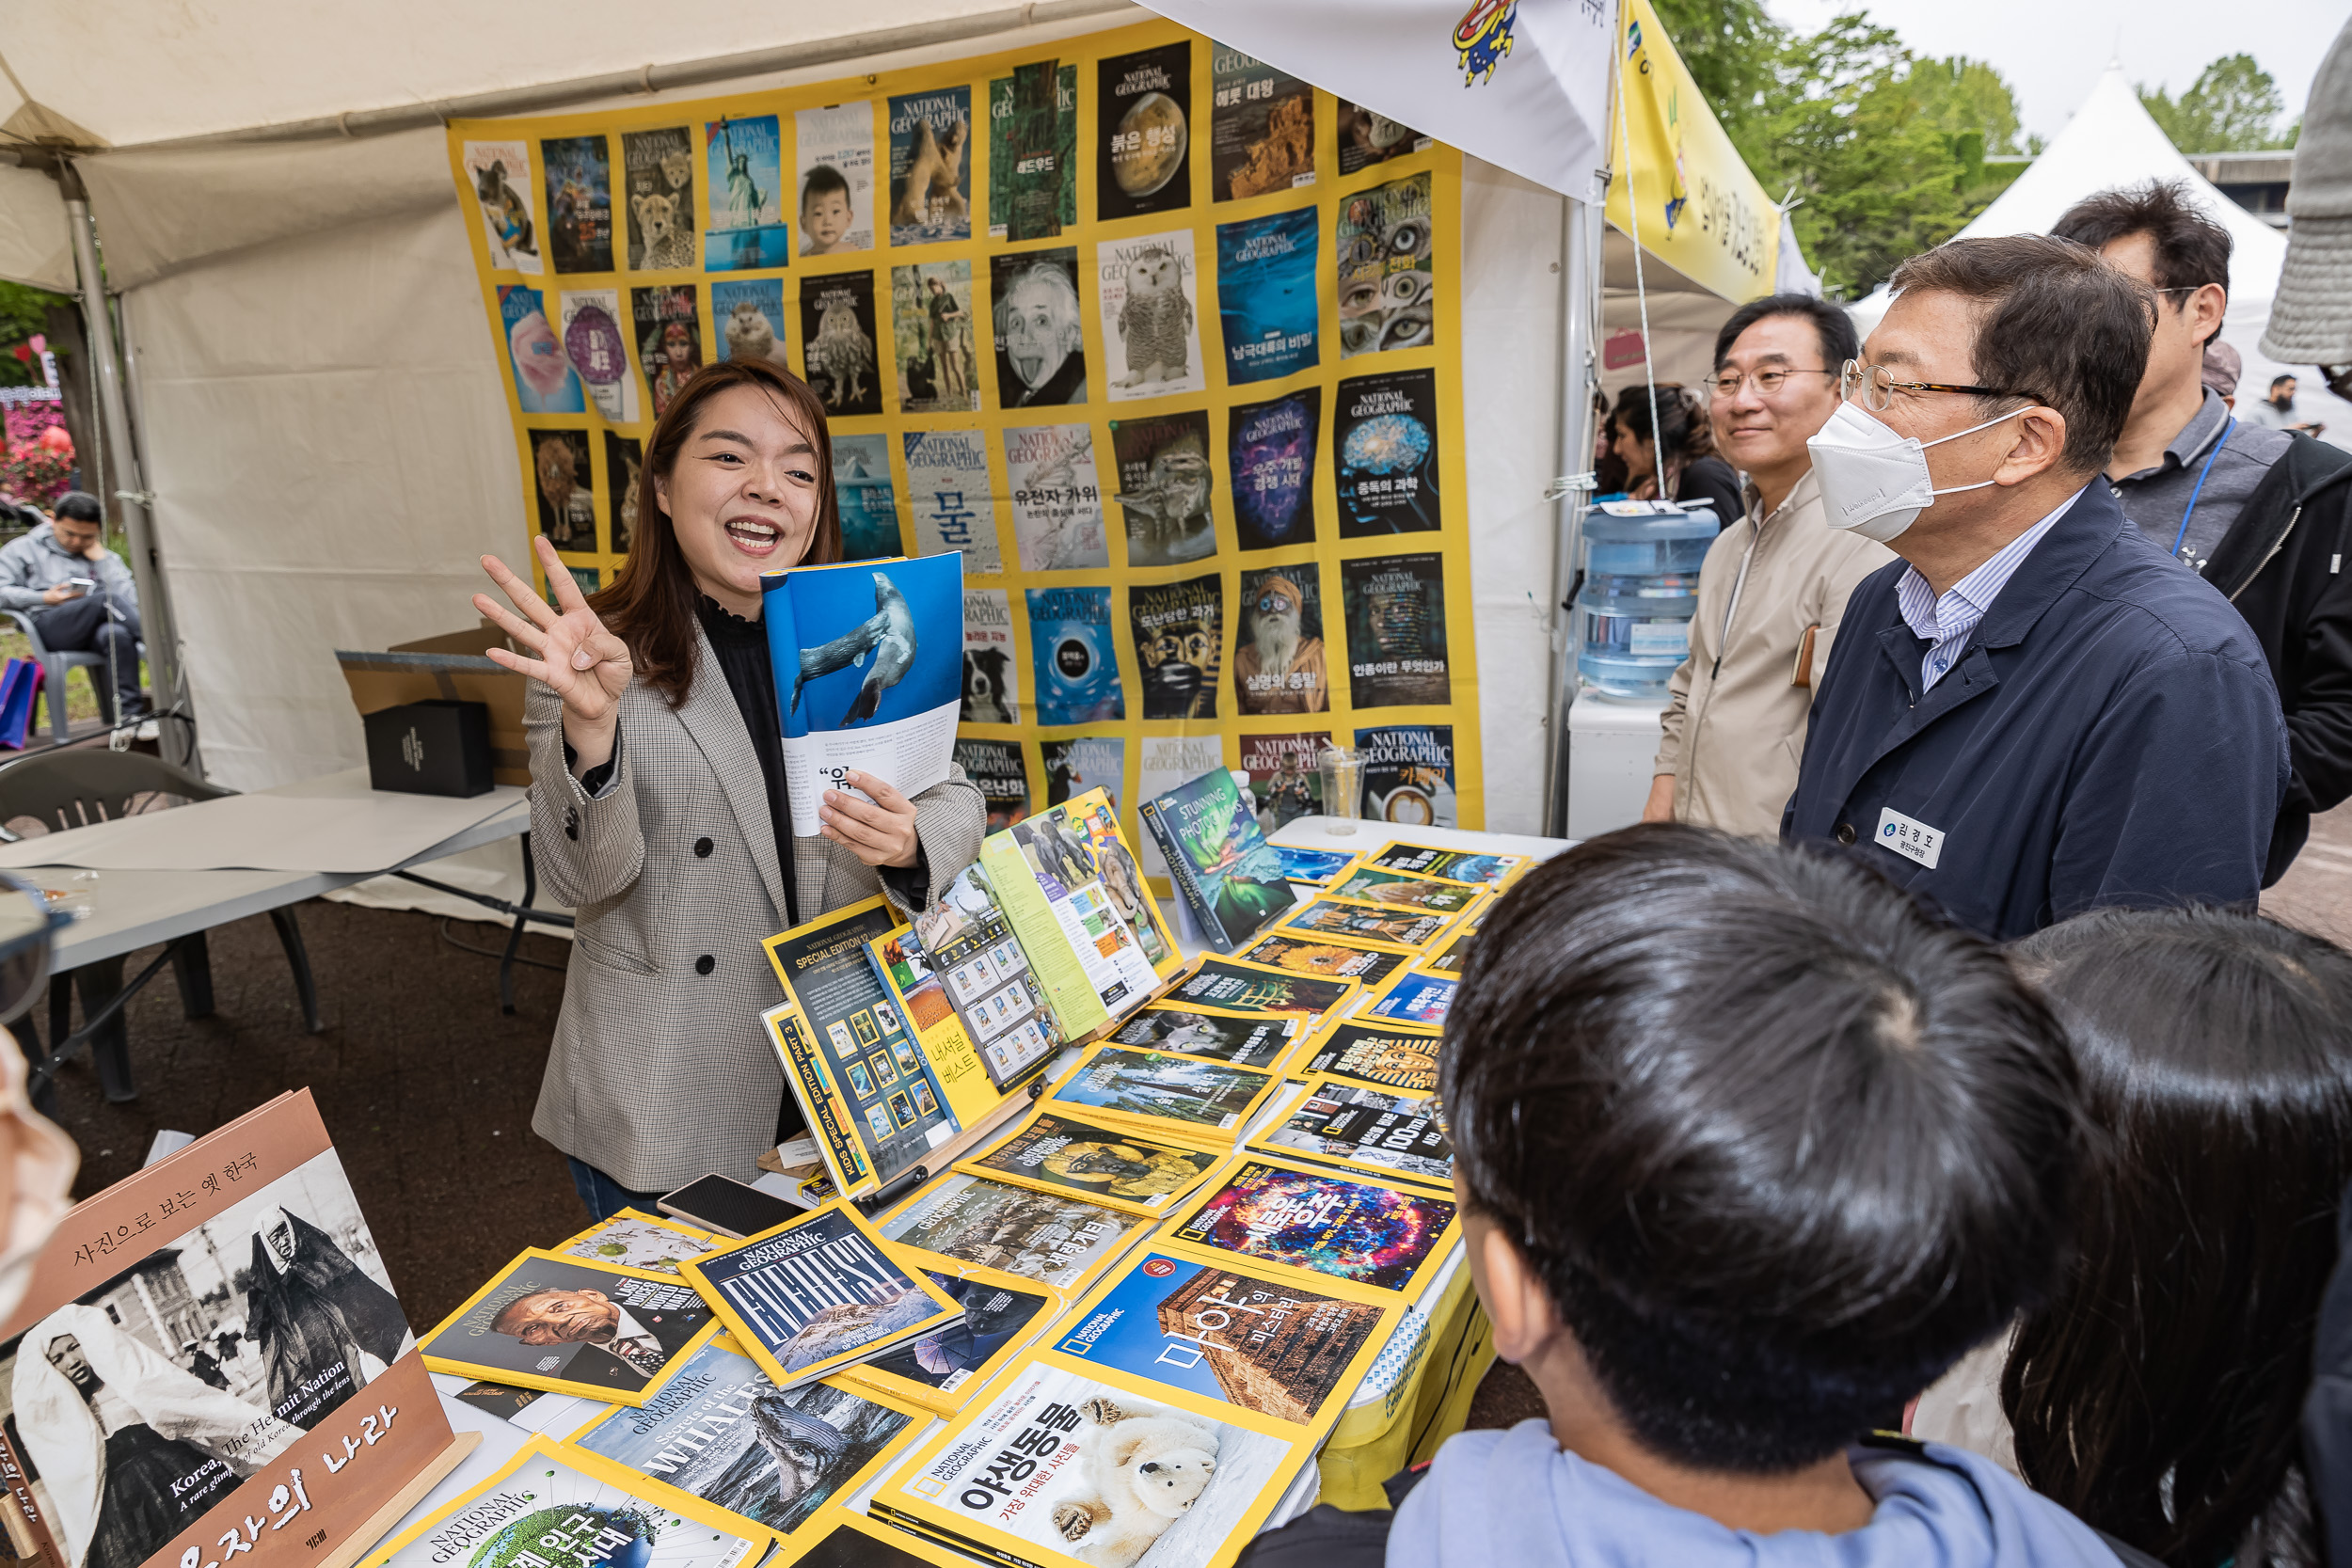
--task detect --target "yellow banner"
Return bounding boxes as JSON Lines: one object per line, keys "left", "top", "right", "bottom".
{"left": 444, "top": 16, "right": 1483, "bottom": 871}
{"left": 1607, "top": 0, "right": 1778, "bottom": 303}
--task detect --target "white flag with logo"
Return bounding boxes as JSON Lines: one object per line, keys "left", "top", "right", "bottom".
{"left": 1135, "top": 0, "right": 1616, "bottom": 200}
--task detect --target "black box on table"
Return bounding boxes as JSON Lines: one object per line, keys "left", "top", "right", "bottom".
{"left": 361, "top": 699, "right": 493, "bottom": 797}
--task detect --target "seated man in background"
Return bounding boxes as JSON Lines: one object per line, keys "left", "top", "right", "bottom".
{"left": 1401, "top": 827, "right": 2137, "bottom": 1567}
{"left": 1646, "top": 294, "right": 1893, "bottom": 836}
{"left": 0, "top": 491, "right": 146, "bottom": 721}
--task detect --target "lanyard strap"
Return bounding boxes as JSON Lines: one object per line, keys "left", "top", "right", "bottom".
{"left": 2172, "top": 417, "right": 2236, "bottom": 559}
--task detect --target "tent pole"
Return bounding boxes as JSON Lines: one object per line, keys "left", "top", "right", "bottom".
{"left": 58, "top": 160, "right": 189, "bottom": 768}
{"left": 1545, "top": 192, "right": 1601, "bottom": 838}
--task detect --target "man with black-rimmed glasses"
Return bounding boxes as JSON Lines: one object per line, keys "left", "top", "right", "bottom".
{"left": 1782, "top": 235, "right": 2285, "bottom": 941}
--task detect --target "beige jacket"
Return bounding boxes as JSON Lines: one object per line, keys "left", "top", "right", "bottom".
{"left": 1652, "top": 470, "right": 1896, "bottom": 837}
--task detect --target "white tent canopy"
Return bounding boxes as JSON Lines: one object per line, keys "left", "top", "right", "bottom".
{"left": 1849, "top": 65, "right": 2352, "bottom": 446}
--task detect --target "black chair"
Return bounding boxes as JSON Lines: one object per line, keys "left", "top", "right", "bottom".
{"left": 0, "top": 750, "right": 321, "bottom": 1106}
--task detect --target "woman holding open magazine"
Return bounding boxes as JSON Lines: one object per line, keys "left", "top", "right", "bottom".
{"left": 474, "top": 361, "right": 984, "bottom": 1220}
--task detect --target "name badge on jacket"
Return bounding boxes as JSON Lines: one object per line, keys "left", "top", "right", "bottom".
{"left": 1875, "top": 807, "right": 1944, "bottom": 869}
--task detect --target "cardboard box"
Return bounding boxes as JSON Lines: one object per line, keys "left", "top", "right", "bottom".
{"left": 362, "top": 699, "right": 494, "bottom": 797}
{"left": 336, "top": 623, "right": 529, "bottom": 787}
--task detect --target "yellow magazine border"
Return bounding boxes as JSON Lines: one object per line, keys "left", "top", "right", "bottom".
{"left": 774, "top": 1507, "right": 986, "bottom": 1567}
{"left": 420, "top": 1248, "right": 724, "bottom": 1408}
{"left": 875, "top": 1176, "right": 1156, "bottom": 1298}
{"left": 1354, "top": 962, "right": 1459, "bottom": 1029}
{"left": 1150, "top": 1150, "right": 1463, "bottom": 1307}
{"left": 551, "top": 1209, "right": 721, "bottom": 1273}
{"left": 832, "top": 1259, "right": 1070, "bottom": 1416}
{"left": 1322, "top": 863, "right": 1492, "bottom": 916}
{"left": 951, "top": 1103, "right": 1224, "bottom": 1219}
{"left": 1242, "top": 1073, "right": 1453, "bottom": 1195}
{"left": 1354, "top": 837, "right": 1534, "bottom": 890}
{"left": 1040, "top": 1041, "right": 1283, "bottom": 1152}
{"left": 1272, "top": 893, "right": 1466, "bottom": 951}
{"left": 762, "top": 1000, "right": 881, "bottom": 1202}
{"left": 1293, "top": 1010, "right": 1444, "bottom": 1095}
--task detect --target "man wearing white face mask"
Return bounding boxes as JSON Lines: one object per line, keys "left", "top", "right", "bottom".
{"left": 1783, "top": 236, "right": 2287, "bottom": 942}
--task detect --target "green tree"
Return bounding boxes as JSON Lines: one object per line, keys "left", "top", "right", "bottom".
{"left": 2138, "top": 55, "right": 2297, "bottom": 151}
{"left": 1908, "top": 56, "right": 2025, "bottom": 156}
{"left": 0, "top": 282, "right": 70, "bottom": 389}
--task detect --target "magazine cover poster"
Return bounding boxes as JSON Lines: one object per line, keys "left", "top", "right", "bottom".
{"left": 961, "top": 586, "right": 1022, "bottom": 723}
{"left": 1278, "top": 895, "right": 1450, "bottom": 947}
{"left": 604, "top": 432, "right": 644, "bottom": 553}
{"left": 570, "top": 1338, "right": 912, "bottom": 1533}
{"left": 1365, "top": 844, "right": 1524, "bottom": 886}
{"left": 1337, "top": 100, "right": 1432, "bottom": 174}
{"left": 561, "top": 289, "right": 639, "bottom": 422}
{"left": 1209, "top": 49, "right": 1315, "bottom": 200}
{"left": 1303, "top": 1022, "right": 1442, "bottom": 1092}
{"left": 1135, "top": 735, "right": 1221, "bottom": 876}
{"left": 879, "top": 1175, "right": 1131, "bottom": 1291}
{"left": 1370, "top": 971, "right": 1456, "bottom": 1028}
{"left": 709, "top": 277, "right": 792, "bottom": 375}
{"left": 990, "top": 247, "right": 1089, "bottom": 408}
{"left": 1004, "top": 424, "right": 1109, "bottom": 572}
{"left": 530, "top": 429, "right": 596, "bottom": 549}
{"left": 797, "top": 102, "right": 878, "bottom": 257}
{"left": 1170, "top": 1161, "right": 1456, "bottom": 1291}
{"left": 886, "top": 88, "right": 974, "bottom": 245}
{"left": 688, "top": 1208, "right": 954, "bottom": 1382}
{"left": 1341, "top": 553, "right": 1451, "bottom": 708}
{"left": 989, "top": 63, "right": 1078, "bottom": 241}
{"left": 558, "top": 1213, "right": 713, "bottom": 1275}
{"left": 1165, "top": 960, "right": 1352, "bottom": 1018}
{"left": 859, "top": 1269, "right": 1055, "bottom": 1399}
{"left": 1234, "top": 565, "right": 1329, "bottom": 716}
{"left": 500, "top": 285, "right": 584, "bottom": 414}
{"left": 799, "top": 271, "right": 883, "bottom": 417}
{"left": 891, "top": 261, "right": 979, "bottom": 413}
{"left": 1026, "top": 587, "right": 1122, "bottom": 725}
{"left": 1228, "top": 388, "right": 1319, "bottom": 550}
{"left": 1232, "top": 932, "right": 1406, "bottom": 986}
{"left": 1337, "top": 173, "right": 1435, "bottom": 359}
{"left": 1097, "top": 42, "right": 1194, "bottom": 222}
{"left": 1335, "top": 368, "right": 1443, "bottom": 536}
{"left": 540, "top": 134, "right": 612, "bottom": 273}
{"left": 833, "top": 433, "right": 902, "bottom": 562}
{"left": 622, "top": 126, "right": 696, "bottom": 272}
{"left": 1260, "top": 1084, "right": 1452, "bottom": 1185}
{"left": 1057, "top": 1254, "right": 1382, "bottom": 1423}
{"left": 1110, "top": 410, "right": 1216, "bottom": 567}
{"left": 1355, "top": 724, "right": 1458, "bottom": 829}
{"left": 1215, "top": 208, "right": 1319, "bottom": 386}
{"left": 967, "top": 1114, "right": 1216, "bottom": 1210}
{"left": 1129, "top": 574, "right": 1222, "bottom": 721}
{"left": 705, "top": 113, "right": 788, "bottom": 270}
{"left": 1106, "top": 1006, "right": 1295, "bottom": 1068}
{"left": 631, "top": 283, "right": 704, "bottom": 420}
{"left": 422, "top": 1252, "right": 711, "bottom": 1396}
{"left": 954, "top": 738, "right": 1031, "bottom": 828}
{"left": 1238, "top": 731, "right": 1327, "bottom": 834}
{"left": 1041, "top": 736, "right": 1124, "bottom": 809}
{"left": 1047, "top": 1048, "right": 1268, "bottom": 1134}
{"left": 1099, "top": 231, "right": 1205, "bottom": 401}
{"left": 464, "top": 139, "right": 542, "bottom": 273}
{"left": 891, "top": 1360, "right": 1294, "bottom": 1568}
{"left": 896, "top": 429, "right": 996, "bottom": 570}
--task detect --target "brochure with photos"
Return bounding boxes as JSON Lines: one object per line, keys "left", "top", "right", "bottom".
{"left": 682, "top": 1205, "right": 963, "bottom": 1393}
{"left": 957, "top": 1109, "right": 1220, "bottom": 1216}
{"left": 422, "top": 1249, "right": 720, "bottom": 1404}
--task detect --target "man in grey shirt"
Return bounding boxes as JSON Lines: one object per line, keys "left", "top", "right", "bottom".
{"left": 2056, "top": 182, "right": 2352, "bottom": 882}
{"left": 0, "top": 491, "right": 145, "bottom": 721}
{"left": 2246, "top": 372, "right": 2328, "bottom": 437}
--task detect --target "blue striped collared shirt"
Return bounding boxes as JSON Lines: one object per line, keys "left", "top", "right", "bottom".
{"left": 1896, "top": 490, "right": 2084, "bottom": 690}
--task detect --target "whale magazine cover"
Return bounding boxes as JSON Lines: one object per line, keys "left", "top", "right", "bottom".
{"left": 877, "top": 1174, "right": 1138, "bottom": 1293}
{"left": 1299, "top": 1021, "right": 1441, "bottom": 1093}
{"left": 1230, "top": 930, "right": 1408, "bottom": 987}
{"left": 1106, "top": 1003, "right": 1298, "bottom": 1068}
{"left": 681, "top": 1205, "right": 964, "bottom": 1393}
{"left": 1215, "top": 206, "right": 1319, "bottom": 386}
{"left": 1166, "top": 1158, "right": 1458, "bottom": 1296}
{"left": 762, "top": 554, "right": 962, "bottom": 839}
{"left": 421, "top": 1250, "right": 720, "bottom": 1404}
{"left": 355, "top": 1435, "right": 766, "bottom": 1568}
{"left": 1054, "top": 1251, "right": 1391, "bottom": 1429}
{"left": 956, "top": 1109, "right": 1218, "bottom": 1216}
{"left": 566, "top": 1337, "right": 917, "bottom": 1537}
{"left": 1041, "top": 1046, "right": 1278, "bottom": 1150}
{"left": 1136, "top": 765, "right": 1290, "bottom": 953}
{"left": 834, "top": 1264, "right": 1058, "bottom": 1415}
{"left": 1248, "top": 1080, "right": 1453, "bottom": 1189}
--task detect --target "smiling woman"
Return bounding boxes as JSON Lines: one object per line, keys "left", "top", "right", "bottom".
{"left": 472, "top": 361, "right": 986, "bottom": 1218}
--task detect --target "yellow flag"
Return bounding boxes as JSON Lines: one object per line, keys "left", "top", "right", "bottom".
{"left": 1606, "top": 0, "right": 1779, "bottom": 303}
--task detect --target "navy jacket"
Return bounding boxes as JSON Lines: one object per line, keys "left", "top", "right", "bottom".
{"left": 1783, "top": 482, "right": 2287, "bottom": 942}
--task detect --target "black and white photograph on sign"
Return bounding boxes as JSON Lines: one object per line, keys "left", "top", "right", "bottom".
{"left": 1110, "top": 410, "right": 1216, "bottom": 567}
{"left": 0, "top": 1151, "right": 412, "bottom": 1568}
{"left": 800, "top": 271, "right": 883, "bottom": 417}
{"left": 531, "top": 429, "right": 596, "bottom": 550}
{"left": 1128, "top": 574, "right": 1223, "bottom": 721}
{"left": 622, "top": 126, "right": 697, "bottom": 272}
{"left": 1098, "top": 231, "right": 1205, "bottom": 401}
{"left": 1234, "top": 564, "right": 1330, "bottom": 716}
{"left": 1096, "top": 42, "right": 1194, "bottom": 222}
{"left": 990, "top": 248, "right": 1089, "bottom": 408}
{"left": 1004, "top": 424, "right": 1110, "bottom": 571}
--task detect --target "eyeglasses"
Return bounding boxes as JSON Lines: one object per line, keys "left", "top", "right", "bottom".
{"left": 1708, "top": 367, "right": 1836, "bottom": 400}
{"left": 1839, "top": 359, "right": 2044, "bottom": 414}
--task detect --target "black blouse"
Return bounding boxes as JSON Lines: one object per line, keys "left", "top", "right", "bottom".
{"left": 694, "top": 596, "right": 800, "bottom": 930}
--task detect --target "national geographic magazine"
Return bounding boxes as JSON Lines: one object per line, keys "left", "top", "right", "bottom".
{"left": 1040, "top": 1045, "right": 1281, "bottom": 1151}
{"left": 421, "top": 1249, "right": 722, "bottom": 1405}
{"left": 1229, "top": 928, "right": 1412, "bottom": 987}
{"left": 555, "top": 1210, "right": 719, "bottom": 1275}
{"left": 953, "top": 1107, "right": 1221, "bottom": 1218}
{"left": 1159, "top": 957, "right": 1359, "bottom": 1029}
{"left": 1156, "top": 1154, "right": 1461, "bottom": 1303}
{"left": 1245, "top": 1077, "right": 1454, "bottom": 1191}
{"left": 1297, "top": 1019, "right": 1443, "bottom": 1093}
{"left": 1103, "top": 1001, "right": 1302, "bottom": 1068}
{"left": 679, "top": 1204, "right": 965, "bottom": 1392}
{"left": 1323, "top": 863, "right": 1486, "bottom": 914}
{"left": 831, "top": 1261, "right": 1064, "bottom": 1416}
{"left": 1273, "top": 895, "right": 1460, "bottom": 950}
{"left": 1358, "top": 840, "right": 1531, "bottom": 888}
{"left": 876, "top": 1173, "right": 1144, "bottom": 1294}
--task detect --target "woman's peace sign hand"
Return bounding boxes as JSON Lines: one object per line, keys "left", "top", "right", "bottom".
{"left": 476, "top": 537, "right": 633, "bottom": 769}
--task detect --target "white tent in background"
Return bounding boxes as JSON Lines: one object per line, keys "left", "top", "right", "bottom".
{"left": 1848, "top": 65, "right": 2352, "bottom": 448}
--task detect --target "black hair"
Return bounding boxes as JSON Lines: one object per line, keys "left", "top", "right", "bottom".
{"left": 2274, "top": 373, "right": 2298, "bottom": 390}
{"left": 1890, "top": 234, "right": 2153, "bottom": 473}
{"left": 1712, "top": 293, "right": 1860, "bottom": 374}
{"left": 1610, "top": 383, "right": 1716, "bottom": 467}
{"left": 51, "top": 492, "right": 101, "bottom": 525}
{"left": 2002, "top": 907, "right": 2352, "bottom": 1568}
{"left": 1442, "top": 825, "right": 2082, "bottom": 1473}
{"left": 2052, "top": 179, "right": 2233, "bottom": 297}
{"left": 799, "top": 163, "right": 850, "bottom": 205}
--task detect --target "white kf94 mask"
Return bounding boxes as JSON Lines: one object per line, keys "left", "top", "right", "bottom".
{"left": 1805, "top": 399, "right": 2029, "bottom": 543}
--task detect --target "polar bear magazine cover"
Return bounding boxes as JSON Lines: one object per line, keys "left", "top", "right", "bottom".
{"left": 762, "top": 554, "right": 963, "bottom": 840}
{"left": 882, "top": 1356, "right": 1302, "bottom": 1568}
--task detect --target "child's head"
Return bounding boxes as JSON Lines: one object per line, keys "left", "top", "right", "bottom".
{"left": 1443, "top": 825, "right": 2082, "bottom": 1474}
{"left": 2002, "top": 906, "right": 2352, "bottom": 1565}
{"left": 800, "top": 164, "right": 852, "bottom": 249}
